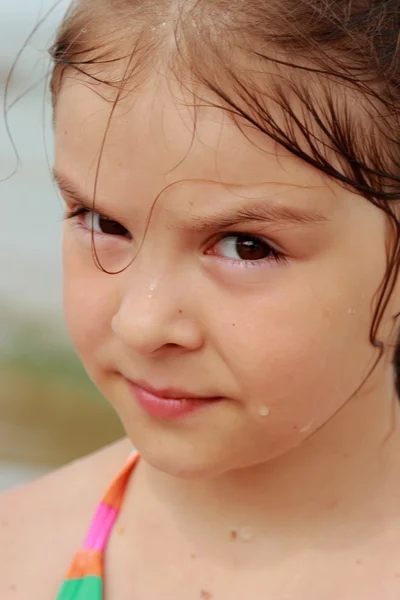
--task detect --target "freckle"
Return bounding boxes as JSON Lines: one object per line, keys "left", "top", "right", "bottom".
{"left": 10, "top": 584, "right": 17, "bottom": 591}
{"left": 230, "top": 529, "right": 237, "bottom": 540}
{"left": 190, "top": 553, "right": 196, "bottom": 559}
{"left": 178, "top": 310, "right": 183, "bottom": 314}
{"left": 231, "top": 323, "right": 236, "bottom": 327}
{"left": 356, "top": 559, "right": 362, "bottom": 565}
{"left": 200, "top": 590, "right": 213, "bottom": 599}
{"left": 343, "top": 452, "right": 349, "bottom": 459}
{"left": 327, "top": 498, "right": 339, "bottom": 509}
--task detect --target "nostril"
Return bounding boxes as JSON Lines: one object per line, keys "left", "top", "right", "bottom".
{"left": 164, "top": 343, "right": 181, "bottom": 350}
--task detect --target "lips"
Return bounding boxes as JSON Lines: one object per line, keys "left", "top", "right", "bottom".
{"left": 125, "top": 378, "right": 223, "bottom": 419}
{"left": 131, "top": 379, "right": 219, "bottom": 400}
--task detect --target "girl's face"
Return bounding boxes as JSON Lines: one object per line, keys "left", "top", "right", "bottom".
{"left": 55, "top": 73, "right": 395, "bottom": 477}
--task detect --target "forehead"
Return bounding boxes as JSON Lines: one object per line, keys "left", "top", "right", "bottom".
{"left": 54, "top": 73, "right": 340, "bottom": 209}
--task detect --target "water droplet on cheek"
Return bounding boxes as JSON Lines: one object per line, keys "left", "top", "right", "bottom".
{"left": 299, "top": 419, "right": 316, "bottom": 433}
{"left": 147, "top": 283, "right": 157, "bottom": 299}
{"left": 258, "top": 404, "right": 271, "bottom": 418}
{"left": 238, "top": 526, "right": 253, "bottom": 542}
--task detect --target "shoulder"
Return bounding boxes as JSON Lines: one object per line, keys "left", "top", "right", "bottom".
{"left": 0, "top": 437, "right": 132, "bottom": 600}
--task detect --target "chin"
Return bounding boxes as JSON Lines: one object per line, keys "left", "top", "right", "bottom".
{"left": 149, "top": 456, "right": 214, "bottom": 480}
{"left": 122, "top": 411, "right": 306, "bottom": 480}
{"left": 127, "top": 428, "right": 236, "bottom": 480}
{"left": 147, "top": 447, "right": 224, "bottom": 480}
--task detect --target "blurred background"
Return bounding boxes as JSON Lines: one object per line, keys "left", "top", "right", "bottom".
{"left": 0, "top": 0, "right": 124, "bottom": 492}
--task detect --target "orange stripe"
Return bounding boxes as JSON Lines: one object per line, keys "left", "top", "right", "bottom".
{"left": 102, "top": 452, "right": 139, "bottom": 510}
{"left": 66, "top": 549, "right": 103, "bottom": 579}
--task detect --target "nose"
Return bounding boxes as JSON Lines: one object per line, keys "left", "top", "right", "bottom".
{"left": 111, "top": 274, "right": 204, "bottom": 355}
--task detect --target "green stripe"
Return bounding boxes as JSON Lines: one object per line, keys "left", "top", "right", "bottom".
{"left": 56, "top": 576, "right": 102, "bottom": 600}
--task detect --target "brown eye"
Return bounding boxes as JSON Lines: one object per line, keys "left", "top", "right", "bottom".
{"left": 214, "top": 234, "right": 277, "bottom": 262}
{"left": 235, "top": 237, "right": 270, "bottom": 260}
{"left": 83, "top": 211, "right": 132, "bottom": 239}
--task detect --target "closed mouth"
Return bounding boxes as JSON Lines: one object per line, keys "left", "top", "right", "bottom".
{"left": 125, "top": 378, "right": 222, "bottom": 402}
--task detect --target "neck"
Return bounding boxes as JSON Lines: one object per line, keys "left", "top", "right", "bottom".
{"left": 136, "top": 371, "right": 400, "bottom": 547}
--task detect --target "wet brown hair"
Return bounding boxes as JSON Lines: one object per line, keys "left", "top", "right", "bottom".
{"left": 49, "top": 0, "right": 400, "bottom": 388}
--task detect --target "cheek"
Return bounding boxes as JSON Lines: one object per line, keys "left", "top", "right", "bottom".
{"left": 63, "top": 234, "right": 116, "bottom": 365}
{"left": 213, "top": 271, "right": 376, "bottom": 436}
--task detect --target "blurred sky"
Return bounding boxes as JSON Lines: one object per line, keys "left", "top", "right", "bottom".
{"left": 0, "top": 0, "right": 70, "bottom": 321}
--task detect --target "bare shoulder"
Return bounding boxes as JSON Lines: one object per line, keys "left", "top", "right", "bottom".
{"left": 0, "top": 437, "right": 131, "bottom": 600}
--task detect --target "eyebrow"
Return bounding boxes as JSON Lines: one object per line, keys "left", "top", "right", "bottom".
{"left": 54, "top": 169, "right": 97, "bottom": 207}
{"left": 183, "top": 202, "right": 329, "bottom": 233}
{"left": 53, "top": 170, "right": 119, "bottom": 221}
{"left": 53, "top": 169, "right": 330, "bottom": 230}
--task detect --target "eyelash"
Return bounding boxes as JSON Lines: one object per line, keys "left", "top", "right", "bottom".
{"left": 208, "top": 233, "right": 288, "bottom": 268}
{"left": 65, "top": 206, "right": 131, "bottom": 238}
{"left": 65, "top": 207, "right": 288, "bottom": 267}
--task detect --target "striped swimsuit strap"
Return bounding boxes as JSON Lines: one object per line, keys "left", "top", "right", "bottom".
{"left": 56, "top": 450, "right": 140, "bottom": 600}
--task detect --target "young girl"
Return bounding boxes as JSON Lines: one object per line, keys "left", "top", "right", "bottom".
{"left": 2, "top": 0, "right": 400, "bottom": 598}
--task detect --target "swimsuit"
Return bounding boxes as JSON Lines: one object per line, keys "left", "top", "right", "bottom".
{"left": 55, "top": 450, "right": 139, "bottom": 600}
